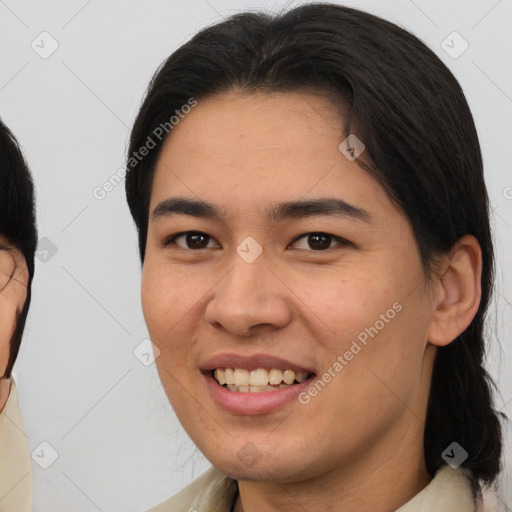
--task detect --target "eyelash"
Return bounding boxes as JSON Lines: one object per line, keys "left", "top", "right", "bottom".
{"left": 162, "top": 231, "right": 350, "bottom": 252}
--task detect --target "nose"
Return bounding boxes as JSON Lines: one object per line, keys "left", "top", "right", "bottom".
{"left": 204, "top": 253, "right": 292, "bottom": 337}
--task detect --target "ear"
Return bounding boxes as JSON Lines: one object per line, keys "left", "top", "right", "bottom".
{"left": 0, "top": 247, "right": 29, "bottom": 377}
{"left": 427, "top": 234, "right": 482, "bottom": 347}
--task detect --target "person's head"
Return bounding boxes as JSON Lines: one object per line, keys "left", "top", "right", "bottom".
{"left": 125, "top": 2, "right": 502, "bottom": 498}
{"left": 0, "top": 118, "right": 37, "bottom": 379}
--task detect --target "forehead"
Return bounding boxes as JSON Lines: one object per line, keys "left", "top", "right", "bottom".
{"left": 161, "top": 90, "right": 345, "bottom": 154}
{"left": 149, "top": 90, "right": 395, "bottom": 224}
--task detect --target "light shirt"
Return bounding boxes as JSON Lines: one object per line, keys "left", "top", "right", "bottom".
{"left": 0, "top": 379, "right": 32, "bottom": 511}
{"left": 147, "top": 464, "right": 483, "bottom": 512}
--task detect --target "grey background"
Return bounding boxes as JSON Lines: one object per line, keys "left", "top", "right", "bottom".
{"left": 1, "top": 0, "right": 511, "bottom": 510}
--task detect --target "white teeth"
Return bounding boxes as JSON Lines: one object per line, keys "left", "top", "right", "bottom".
{"left": 214, "top": 368, "right": 226, "bottom": 385}
{"left": 249, "top": 368, "right": 269, "bottom": 387}
{"left": 283, "top": 370, "right": 295, "bottom": 385}
{"left": 226, "top": 384, "right": 292, "bottom": 393}
{"left": 213, "top": 367, "right": 312, "bottom": 389}
{"left": 268, "top": 368, "right": 283, "bottom": 385}
{"left": 224, "top": 368, "right": 235, "bottom": 385}
{"left": 295, "top": 372, "right": 307, "bottom": 383}
{"left": 249, "top": 386, "right": 267, "bottom": 393}
{"left": 233, "top": 368, "right": 250, "bottom": 386}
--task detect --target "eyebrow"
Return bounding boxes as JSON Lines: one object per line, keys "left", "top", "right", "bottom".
{"left": 152, "top": 196, "right": 373, "bottom": 224}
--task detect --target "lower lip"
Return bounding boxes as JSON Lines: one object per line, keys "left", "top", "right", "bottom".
{"left": 203, "top": 373, "right": 314, "bottom": 415}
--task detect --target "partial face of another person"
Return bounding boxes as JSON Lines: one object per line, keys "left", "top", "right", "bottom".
{"left": 141, "top": 90, "right": 442, "bottom": 482}
{"left": 0, "top": 239, "right": 28, "bottom": 374}
{"left": 0, "top": 237, "right": 28, "bottom": 407}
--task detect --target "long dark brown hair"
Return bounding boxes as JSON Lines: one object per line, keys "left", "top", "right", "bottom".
{"left": 0, "top": 118, "right": 37, "bottom": 377}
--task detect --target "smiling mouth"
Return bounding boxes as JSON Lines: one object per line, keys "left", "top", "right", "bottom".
{"left": 212, "top": 367, "right": 315, "bottom": 392}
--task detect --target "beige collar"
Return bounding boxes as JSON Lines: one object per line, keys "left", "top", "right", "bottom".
{"left": 147, "top": 464, "right": 479, "bottom": 511}
{"left": 0, "top": 379, "right": 33, "bottom": 512}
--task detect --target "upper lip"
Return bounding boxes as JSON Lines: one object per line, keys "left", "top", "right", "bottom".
{"left": 200, "top": 353, "right": 316, "bottom": 374}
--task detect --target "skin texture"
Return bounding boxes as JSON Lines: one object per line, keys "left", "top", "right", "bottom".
{"left": 0, "top": 236, "right": 29, "bottom": 411}
{"left": 141, "top": 90, "right": 482, "bottom": 511}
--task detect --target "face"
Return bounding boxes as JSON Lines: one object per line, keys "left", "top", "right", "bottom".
{"left": 0, "top": 236, "right": 28, "bottom": 377}
{"left": 141, "top": 90, "right": 438, "bottom": 483}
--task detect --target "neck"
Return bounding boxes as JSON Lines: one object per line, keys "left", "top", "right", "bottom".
{"left": 233, "top": 425, "right": 431, "bottom": 512}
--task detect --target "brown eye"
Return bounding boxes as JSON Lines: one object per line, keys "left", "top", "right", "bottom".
{"left": 290, "top": 232, "right": 346, "bottom": 251}
{"left": 307, "top": 233, "right": 332, "bottom": 250}
{"left": 165, "top": 231, "right": 219, "bottom": 249}
{"left": 185, "top": 232, "right": 210, "bottom": 249}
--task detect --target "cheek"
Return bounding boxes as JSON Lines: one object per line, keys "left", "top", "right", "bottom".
{"left": 140, "top": 268, "right": 162, "bottom": 336}
{"left": 329, "top": 301, "right": 431, "bottom": 419}
{"left": 142, "top": 257, "right": 187, "bottom": 318}
{"left": 288, "top": 265, "right": 401, "bottom": 339}
{"left": 141, "top": 261, "right": 205, "bottom": 368}
{"left": 303, "top": 264, "right": 430, "bottom": 395}
{"left": 141, "top": 267, "right": 194, "bottom": 404}
{"left": 141, "top": 263, "right": 182, "bottom": 346}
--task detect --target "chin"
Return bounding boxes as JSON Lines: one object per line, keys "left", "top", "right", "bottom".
{"left": 205, "top": 447, "right": 312, "bottom": 482}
